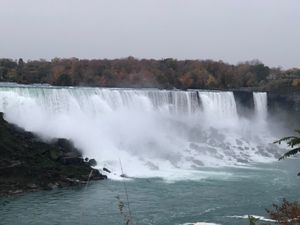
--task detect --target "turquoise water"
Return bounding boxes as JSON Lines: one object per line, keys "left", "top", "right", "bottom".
{"left": 1, "top": 160, "right": 300, "bottom": 225}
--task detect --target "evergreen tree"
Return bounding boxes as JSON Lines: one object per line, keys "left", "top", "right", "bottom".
{"left": 275, "top": 130, "right": 300, "bottom": 175}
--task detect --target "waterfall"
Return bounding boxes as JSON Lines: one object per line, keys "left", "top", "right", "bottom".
{"left": 253, "top": 92, "right": 268, "bottom": 121}
{"left": 198, "top": 91, "right": 238, "bottom": 121}
{"left": 0, "top": 84, "right": 277, "bottom": 179}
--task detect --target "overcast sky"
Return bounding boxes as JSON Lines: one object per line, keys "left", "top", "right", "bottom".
{"left": 0, "top": 0, "right": 299, "bottom": 68}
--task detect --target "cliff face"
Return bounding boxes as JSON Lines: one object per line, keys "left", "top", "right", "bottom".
{"left": 231, "top": 89, "right": 300, "bottom": 129}
{"left": 267, "top": 90, "right": 300, "bottom": 130}
{"left": 268, "top": 90, "right": 300, "bottom": 113}
{"left": 0, "top": 113, "right": 106, "bottom": 196}
{"left": 232, "top": 88, "right": 300, "bottom": 113}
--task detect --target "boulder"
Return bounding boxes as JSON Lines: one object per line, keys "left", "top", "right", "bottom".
{"left": 88, "top": 159, "right": 97, "bottom": 167}
{"left": 103, "top": 167, "right": 111, "bottom": 173}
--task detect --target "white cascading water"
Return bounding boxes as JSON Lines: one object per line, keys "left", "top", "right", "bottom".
{"left": 0, "top": 85, "right": 280, "bottom": 179}
{"left": 198, "top": 91, "right": 238, "bottom": 128}
{"left": 253, "top": 92, "right": 268, "bottom": 121}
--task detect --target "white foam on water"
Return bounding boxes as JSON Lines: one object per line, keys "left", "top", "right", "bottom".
{"left": 227, "top": 215, "right": 276, "bottom": 222}
{"left": 0, "top": 85, "right": 279, "bottom": 180}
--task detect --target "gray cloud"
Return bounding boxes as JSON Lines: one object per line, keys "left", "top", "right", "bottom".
{"left": 0, "top": 0, "right": 299, "bottom": 68}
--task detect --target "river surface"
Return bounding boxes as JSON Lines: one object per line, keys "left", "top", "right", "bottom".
{"left": 1, "top": 160, "right": 300, "bottom": 225}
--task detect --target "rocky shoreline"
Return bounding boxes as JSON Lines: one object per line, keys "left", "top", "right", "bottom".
{"left": 0, "top": 112, "right": 106, "bottom": 197}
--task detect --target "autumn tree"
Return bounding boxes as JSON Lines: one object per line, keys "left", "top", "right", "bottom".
{"left": 0, "top": 57, "right": 297, "bottom": 91}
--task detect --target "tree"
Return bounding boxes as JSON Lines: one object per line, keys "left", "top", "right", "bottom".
{"left": 16, "top": 58, "right": 24, "bottom": 81}
{"left": 265, "top": 199, "right": 300, "bottom": 225}
{"left": 54, "top": 74, "right": 73, "bottom": 86}
{"left": 18, "top": 58, "right": 24, "bottom": 68}
{"left": 0, "top": 57, "right": 297, "bottom": 91}
{"left": 207, "top": 74, "right": 218, "bottom": 87}
{"left": 275, "top": 130, "right": 300, "bottom": 175}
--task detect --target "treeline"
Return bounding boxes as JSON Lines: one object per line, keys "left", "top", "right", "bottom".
{"left": 0, "top": 57, "right": 299, "bottom": 91}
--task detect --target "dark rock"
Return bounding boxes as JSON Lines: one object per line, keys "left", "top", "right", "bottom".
{"left": 103, "top": 167, "right": 111, "bottom": 173}
{"left": 64, "top": 178, "right": 85, "bottom": 185}
{"left": 49, "top": 149, "right": 63, "bottom": 160}
{"left": 60, "top": 157, "right": 84, "bottom": 165}
{"left": 88, "top": 159, "right": 97, "bottom": 167}
{"left": 9, "top": 189, "right": 24, "bottom": 195}
{"left": 63, "top": 151, "right": 81, "bottom": 158}
{"left": 27, "top": 183, "right": 38, "bottom": 189}
{"left": 120, "top": 174, "right": 129, "bottom": 178}
{"left": 47, "top": 183, "right": 59, "bottom": 189}
{"left": 0, "top": 113, "right": 107, "bottom": 197}
{"left": 268, "top": 91, "right": 300, "bottom": 129}
{"left": 233, "top": 90, "right": 255, "bottom": 118}
{"left": 91, "top": 169, "right": 107, "bottom": 180}
{"left": 55, "top": 138, "right": 75, "bottom": 153}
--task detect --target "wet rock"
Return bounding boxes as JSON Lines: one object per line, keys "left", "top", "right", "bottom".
{"left": 63, "top": 151, "right": 81, "bottom": 158}
{"left": 0, "top": 112, "right": 107, "bottom": 197}
{"left": 92, "top": 169, "right": 107, "bottom": 180}
{"left": 64, "top": 178, "right": 85, "bottom": 185}
{"left": 49, "top": 149, "right": 63, "bottom": 160}
{"left": 60, "top": 157, "right": 84, "bottom": 165}
{"left": 47, "top": 183, "right": 59, "bottom": 189}
{"left": 88, "top": 159, "right": 97, "bottom": 167}
{"left": 120, "top": 174, "right": 129, "bottom": 178}
{"left": 9, "top": 189, "right": 24, "bottom": 195}
{"left": 55, "top": 138, "right": 75, "bottom": 153}
{"left": 27, "top": 183, "right": 38, "bottom": 189}
{"left": 103, "top": 167, "right": 111, "bottom": 173}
